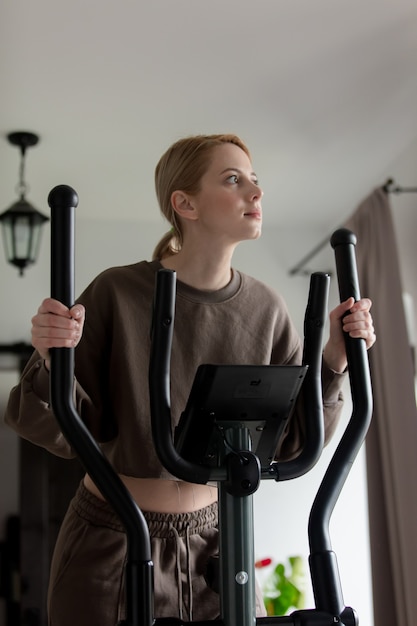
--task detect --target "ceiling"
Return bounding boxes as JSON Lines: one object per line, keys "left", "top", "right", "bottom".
{"left": 1, "top": 0, "right": 417, "bottom": 237}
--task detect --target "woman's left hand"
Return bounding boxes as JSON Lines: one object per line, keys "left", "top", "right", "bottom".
{"left": 323, "top": 297, "right": 376, "bottom": 373}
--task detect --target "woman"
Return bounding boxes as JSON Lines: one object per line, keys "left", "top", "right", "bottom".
{"left": 4, "top": 134, "right": 375, "bottom": 625}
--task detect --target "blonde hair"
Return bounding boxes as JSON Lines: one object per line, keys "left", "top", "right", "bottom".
{"left": 152, "top": 134, "right": 251, "bottom": 260}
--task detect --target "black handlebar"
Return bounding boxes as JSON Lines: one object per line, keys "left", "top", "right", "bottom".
{"left": 48, "top": 185, "right": 153, "bottom": 626}
{"left": 308, "top": 227, "right": 373, "bottom": 617}
{"left": 272, "top": 272, "right": 329, "bottom": 480}
{"left": 149, "top": 269, "right": 227, "bottom": 484}
{"left": 150, "top": 270, "right": 330, "bottom": 485}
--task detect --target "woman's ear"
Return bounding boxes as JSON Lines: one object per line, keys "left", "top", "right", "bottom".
{"left": 170, "top": 191, "right": 198, "bottom": 221}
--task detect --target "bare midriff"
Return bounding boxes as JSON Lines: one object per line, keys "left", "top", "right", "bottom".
{"left": 84, "top": 473, "right": 218, "bottom": 514}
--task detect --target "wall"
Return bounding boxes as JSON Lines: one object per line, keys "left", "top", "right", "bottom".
{"left": 0, "top": 213, "right": 375, "bottom": 626}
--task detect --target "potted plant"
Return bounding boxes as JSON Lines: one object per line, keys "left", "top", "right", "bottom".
{"left": 256, "top": 555, "right": 306, "bottom": 616}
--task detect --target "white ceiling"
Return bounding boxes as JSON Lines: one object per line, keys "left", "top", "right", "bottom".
{"left": 1, "top": 0, "right": 417, "bottom": 236}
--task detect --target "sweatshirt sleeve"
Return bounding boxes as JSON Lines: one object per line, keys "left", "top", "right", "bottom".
{"left": 4, "top": 352, "right": 76, "bottom": 458}
{"left": 3, "top": 271, "right": 117, "bottom": 458}
{"left": 275, "top": 362, "right": 346, "bottom": 461}
{"left": 268, "top": 293, "right": 347, "bottom": 461}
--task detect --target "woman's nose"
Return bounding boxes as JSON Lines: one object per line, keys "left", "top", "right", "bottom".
{"left": 249, "top": 181, "right": 263, "bottom": 200}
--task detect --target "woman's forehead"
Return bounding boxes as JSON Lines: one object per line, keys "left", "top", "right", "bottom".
{"left": 206, "top": 143, "right": 253, "bottom": 173}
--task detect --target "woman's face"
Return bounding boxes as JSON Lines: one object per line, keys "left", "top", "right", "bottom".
{"left": 188, "top": 142, "right": 263, "bottom": 244}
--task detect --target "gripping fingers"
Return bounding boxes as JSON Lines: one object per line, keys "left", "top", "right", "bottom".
{"left": 31, "top": 299, "right": 85, "bottom": 357}
{"left": 342, "top": 303, "right": 376, "bottom": 349}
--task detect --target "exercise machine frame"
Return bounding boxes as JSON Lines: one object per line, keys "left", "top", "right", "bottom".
{"left": 47, "top": 185, "right": 372, "bottom": 626}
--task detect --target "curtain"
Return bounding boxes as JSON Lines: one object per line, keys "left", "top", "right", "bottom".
{"left": 345, "top": 188, "right": 417, "bottom": 626}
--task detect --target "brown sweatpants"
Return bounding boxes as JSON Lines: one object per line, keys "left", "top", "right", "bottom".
{"left": 47, "top": 481, "right": 266, "bottom": 625}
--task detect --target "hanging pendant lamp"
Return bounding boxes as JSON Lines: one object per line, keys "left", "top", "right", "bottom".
{"left": 0, "top": 131, "right": 49, "bottom": 276}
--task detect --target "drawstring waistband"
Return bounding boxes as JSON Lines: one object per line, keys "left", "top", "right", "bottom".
{"left": 169, "top": 522, "right": 193, "bottom": 621}
{"left": 185, "top": 526, "right": 192, "bottom": 621}
{"left": 73, "top": 480, "right": 218, "bottom": 536}
{"left": 144, "top": 504, "right": 218, "bottom": 538}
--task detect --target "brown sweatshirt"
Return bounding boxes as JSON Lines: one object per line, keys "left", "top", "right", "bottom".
{"left": 4, "top": 260, "right": 346, "bottom": 479}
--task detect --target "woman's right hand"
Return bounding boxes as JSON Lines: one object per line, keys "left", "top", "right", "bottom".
{"left": 31, "top": 298, "right": 85, "bottom": 369}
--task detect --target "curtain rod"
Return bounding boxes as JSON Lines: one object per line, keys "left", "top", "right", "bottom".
{"left": 289, "top": 179, "right": 417, "bottom": 276}
{"left": 382, "top": 178, "right": 417, "bottom": 194}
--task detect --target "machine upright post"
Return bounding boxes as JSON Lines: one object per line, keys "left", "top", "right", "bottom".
{"left": 218, "top": 428, "right": 257, "bottom": 626}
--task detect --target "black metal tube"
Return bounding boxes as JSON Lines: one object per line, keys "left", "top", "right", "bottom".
{"left": 149, "top": 269, "right": 215, "bottom": 484}
{"left": 48, "top": 185, "right": 153, "bottom": 626}
{"left": 308, "top": 228, "right": 372, "bottom": 615}
{"left": 271, "top": 272, "right": 329, "bottom": 481}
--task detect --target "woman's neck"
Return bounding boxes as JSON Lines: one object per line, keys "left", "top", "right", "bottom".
{"left": 160, "top": 245, "right": 235, "bottom": 291}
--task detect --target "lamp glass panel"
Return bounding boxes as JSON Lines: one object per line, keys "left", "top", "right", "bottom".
{"left": 28, "top": 221, "right": 43, "bottom": 263}
{"left": 14, "top": 216, "right": 32, "bottom": 261}
{"left": 1, "top": 217, "right": 14, "bottom": 261}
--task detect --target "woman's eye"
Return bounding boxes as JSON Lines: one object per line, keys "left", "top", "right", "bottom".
{"left": 226, "top": 175, "right": 239, "bottom": 184}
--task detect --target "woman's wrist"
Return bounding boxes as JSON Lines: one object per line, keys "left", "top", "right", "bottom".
{"left": 323, "top": 342, "right": 347, "bottom": 374}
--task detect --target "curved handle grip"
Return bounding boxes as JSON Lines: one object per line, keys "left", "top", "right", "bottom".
{"left": 48, "top": 185, "right": 79, "bottom": 436}
{"left": 330, "top": 227, "right": 372, "bottom": 413}
{"left": 274, "top": 272, "right": 329, "bottom": 481}
{"left": 48, "top": 185, "right": 149, "bottom": 545}
{"left": 48, "top": 186, "right": 154, "bottom": 625}
{"left": 308, "top": 228, "right": 373, "bottom": 615}
{"left": 48, "top": 185, "right": 78, "bottom": 306}
{"left": 149, "top": 269, "right": 214, "bottom": 484}
{"left": 330, "top": 228, "right": 361, "bottom": 302}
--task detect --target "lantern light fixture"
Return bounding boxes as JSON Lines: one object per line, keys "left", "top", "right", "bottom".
{"left": 0, "top": 131, "right": 49, "bottom": 276}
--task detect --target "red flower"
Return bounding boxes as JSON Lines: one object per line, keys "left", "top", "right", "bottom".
{"left": 255, "top": 557, "right": 272, "bottom": 568}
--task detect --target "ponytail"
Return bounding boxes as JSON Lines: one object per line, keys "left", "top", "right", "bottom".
{"left": 152, "top": 227, "right": 182, "bottom": 261}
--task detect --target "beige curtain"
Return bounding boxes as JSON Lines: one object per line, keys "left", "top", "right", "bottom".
{"left": 345, "top": 188, "right": 417, "bottom": 626}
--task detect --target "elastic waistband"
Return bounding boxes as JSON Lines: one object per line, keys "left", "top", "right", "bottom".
{"left": 72, "top": 480, "right": 218, "bottom": 538}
